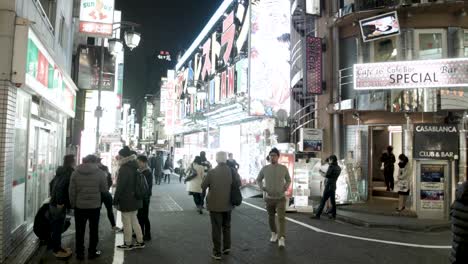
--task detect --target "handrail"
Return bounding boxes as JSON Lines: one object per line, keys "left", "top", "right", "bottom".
{"left": 291, "top": 119, "right": 316, "bottom": 136}
{"left": 292, "top": 102, "right": 315, "bottom": 118}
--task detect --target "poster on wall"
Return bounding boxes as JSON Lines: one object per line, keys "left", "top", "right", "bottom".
{"left": 420, "top": 164, "right": 445, "bottom": 210}
{"left": 77, "top": 45, "right": 116, "bottom": 91}
{"left": 359, "top": 11, "right": 400, "bottom": 42}
{"left": 413, "top": 124, "right": 459, "bottom": 159}
{"left": 250, "top": 0, "right": 291, "bottom": 117}
{"left": 299, "top": 128, "right": 323, "bottom": 152}
{"left": 79, "top": 0, "right": 115, "bottom": 36}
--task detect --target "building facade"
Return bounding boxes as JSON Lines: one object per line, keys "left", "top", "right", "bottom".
{"left": 0, "top": 0, "right": 77, "bottom": 261}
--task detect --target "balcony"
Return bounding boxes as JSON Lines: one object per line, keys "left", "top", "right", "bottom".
{"left": 355, "top": 0, "right": 402, "bottom": 11}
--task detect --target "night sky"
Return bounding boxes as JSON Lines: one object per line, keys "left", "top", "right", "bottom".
{"left": 115, "top": 0, "right": 223, "bottom": 105}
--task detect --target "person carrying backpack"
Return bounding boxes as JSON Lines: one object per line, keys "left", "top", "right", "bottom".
{"left": 113, "top": 147, "right": 145, "bottom": 250}
{"left": 137, "top": 155, "right": 153, "bottom": 241}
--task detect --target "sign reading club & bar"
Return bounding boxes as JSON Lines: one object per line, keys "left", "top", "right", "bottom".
{"left": 354, "top": 58, "right": 468, "bottom": 90}
{"left": 413, "top": 124, "right": 459, "bottom": 160}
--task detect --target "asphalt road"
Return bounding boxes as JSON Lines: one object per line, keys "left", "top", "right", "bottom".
{"left": 29, "top": 176, "right": 452, "bottom": 264}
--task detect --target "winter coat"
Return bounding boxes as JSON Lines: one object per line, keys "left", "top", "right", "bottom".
{"left": 397, "top": 165, "right": 411, "bottom": 193}
{"left": 186, "top": 163, "right": 205, "bottom": 194}
{"left": 98, "top": 164, "right": 112, "bottom": 189}
{"left": 50, "top": 166, "right": 74, "bottom": 208}
{"left": 324, "top": 164, "right": 342, "bottom": 190}
{"left": 114, "top": 155, "right": 143, "bottom": 212}
{"left": 69, "top": 163, "right": 107, "bottom": 209}
{"left": 450, "top": 181, "right": 468, "bottom": 264}
{"left": 140, "top": 166, "right": 153, "bottom": 197}
{"left": 202, "top": 163, "right": 241, "bottom": 212}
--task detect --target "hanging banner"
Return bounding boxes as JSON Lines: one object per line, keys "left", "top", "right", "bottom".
{"left": 79, "top": 0, "right": 115, "bottom": 36}
{"left": 354, "top": 58, "right": 468, "bottom": 90}
{"left": 305, "top": 36, "right": 322, "bottom": 94}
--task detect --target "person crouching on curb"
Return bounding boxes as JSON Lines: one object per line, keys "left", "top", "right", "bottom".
{"left": 202, "top": 151, "right": 241, "bottom": 260}
{"left": 256, "top": 148, "right": 291, "bottom": 248}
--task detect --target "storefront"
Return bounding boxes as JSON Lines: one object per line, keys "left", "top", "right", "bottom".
{"left": 9, "top": 28, "right": 76, "bottom": 237}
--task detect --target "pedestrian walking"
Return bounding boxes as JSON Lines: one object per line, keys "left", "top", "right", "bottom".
{"left": 163, "top": 155, "right": 173, "bottom": 184}
{"left": 450, "top": 180, "right": 468, "bottom": 264}
{"left": 137, "top": 155, "right": 153, "bottom": 241}
{"left": 48, "top": 154, "right": 75, "bottom": 259}
{"left": 68, "top": 154, "right": 108, "bottom": 260}
{"left": 97, "top": 158, "right": 119, "bottom": 231}
{"left": 114, "top": 147, "right": 145, "bottom": 250}
{"left": 177, "top": 159, "right": 186, "bottom": 183}
{"left": 202, "top": 151, "right": 241, "bottom": 260}
{"left": 311, "top": 155, "right": 342, "bottom": 220}
{"left": 256, "top": 148, "right": 291, "bottom": 248}
{"left": 153, "top": 152, "right": 164, "bottom": 185}
{"left": 200, "top": 151, "right": 212, "bottom": 208}
{"left": 185, "top": 156, "right": 206, "bottom": 214}
{"left": 227, "top": 153, "right": 239, "bottom": 170}
{"left": 396, "top": 154, "right": 410, "bottom": 212}
{"left": 380, "top": 146, "right": 396, "bottom": 191}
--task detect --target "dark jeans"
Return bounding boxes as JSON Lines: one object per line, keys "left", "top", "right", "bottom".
{"left": 137, "top": 198, "right": 151, "bottom": 236}
{"left": 192, "top": 192, "right": 203, "bottom": 208}
{"left": 153, "top": 170, "right": 162, "bottom": 185}
{"left": 49, "top": 205, "right": 66, "bottom": 252}
{"left": 75, "top": 208, "right": 101, "bottom": 255}
{"left": 179, "top": 170, "right": 185, "bottom": 183}
{"left": 201, "top": 189, "right": 206, "bottom": 207}
{"left": 164, "top": 173, "right": 171, "bottom": 183}
{"left": 209, "top": 211, "right": 231, "bottom": 255}
{"left": 384, "top": 168, "right": 395, "bottom": 190}
{"left": 101, "top": 191, "right": 116, "bottom": 227}
{"left": 316, "top": 185, "right": 337, "bottom": 217}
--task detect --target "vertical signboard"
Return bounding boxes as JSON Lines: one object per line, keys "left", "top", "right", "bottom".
{"left": 299, "top": 128, "right": 323, "bottom": 152}
{"left": 77, "top": 45, "right": 116, "bottom": 91}
{"left": 420, "top": 164, "right": 446, "bottom": 210}
{"left": 305, "top": 37, "right": 322, "bottom": 94}
{"left": 79, "top": 0, "right": 115, "bottom": 36}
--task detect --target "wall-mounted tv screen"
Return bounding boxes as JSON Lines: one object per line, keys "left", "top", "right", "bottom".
{"left": 359, "top": 11, "right": 400, "bottom": 42}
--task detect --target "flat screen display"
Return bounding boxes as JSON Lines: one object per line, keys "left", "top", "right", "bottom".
{"left": 359, "top": 11, "right": 400, "bottom": 42}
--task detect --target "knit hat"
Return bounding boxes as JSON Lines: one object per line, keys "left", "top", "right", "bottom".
{"left": 118, "top": 146, "right": 132, "bottom": 158}
{"left": 269, "top": 148, "right": 280, "bottom": 156}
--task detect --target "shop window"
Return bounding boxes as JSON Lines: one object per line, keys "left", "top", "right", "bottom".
{"left": 371, "top": 37, "right": 398, "bottom": 62}
{"left": 38, "top": 0, "right": 57, "bottom": 31}
{"left": 414, "top": 29, "right": 447, "bottom": 60}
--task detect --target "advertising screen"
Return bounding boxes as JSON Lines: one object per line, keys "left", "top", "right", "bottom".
{"left": 250, "top": 0, "right": 291, "bottom": 117}
{"left": 359, "top": 11, "right": 400, "bottom": 43}
{"left": 78, "top": 45, "right": 116, "bottom": 91}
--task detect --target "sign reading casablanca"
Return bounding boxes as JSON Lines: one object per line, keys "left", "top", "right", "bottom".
{"left": 354, "top": 58, "right": 468, "bottom": 90}
{"left": 79, "top": 0, "right": 115, "bottom": 36}
{"left": 413, "top": 124, "right": 459, "bottom": 160}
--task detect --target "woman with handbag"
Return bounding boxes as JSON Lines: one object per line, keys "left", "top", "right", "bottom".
{"left": 396, "top": 154, "right": 410, "bottom": 212}
{"left": 185, "top": 156, "right": 206, "bottom": 214}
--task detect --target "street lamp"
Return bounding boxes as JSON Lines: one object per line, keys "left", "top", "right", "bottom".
{"left": 95, "top": 21, "right": 141, "bottom": 153}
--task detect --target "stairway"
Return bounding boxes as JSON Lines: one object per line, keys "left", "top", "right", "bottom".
{"left": 372, "top": 181, "right": 399, "bottom": 199}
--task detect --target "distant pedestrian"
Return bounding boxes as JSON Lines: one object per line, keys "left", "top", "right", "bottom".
{"left": 137, "top": 155, "right": 153, "bottom": 241}
{"left": 202, "top": 151, "right": 241, "bottom": 260}
{"left": 49, "top": 154, "right": 75, "bottom": 259}
{"left": 97, "top": 158, "right": 119, "bottom": 231}
{"left": 227, "top": 153, "right": 239, "bottom": 170}
{"left": 185, "top": 156, "right": 206, "bottom": 214}
{"left": 69, "top": 155, "right": 108, "bottom": 260}
{"left": 114, "top": 147, "right": 145, "bottom": 250}
{"left": 450, "top": 181, "right": 468, "bottom": 264}
{"left": 163, "top": 155, "right": 173, "bottom": 184}
{"left": 396, "top": 154, "right": 410, "bottom": 212}
{"left": 256, "top": 148, "right": 291, "bottom": 248}
{"left": 380, "top": 146, "right": 396, "bottom": 191}
{"left": 312, "top": 155, "right": 341, "bottom": 220}
{"left": 177, "top": 159, "right": 186, "bottom": 183}
{"left": 153, "top": 152, "right": 164, "bottom": 185}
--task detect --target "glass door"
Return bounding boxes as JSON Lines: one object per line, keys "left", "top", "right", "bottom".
{"left": 26, "top": 126, "right": 39, "bottom": 226}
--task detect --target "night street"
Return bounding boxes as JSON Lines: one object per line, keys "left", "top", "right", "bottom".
{"left": 30, "top": 177, "right": 451, "bottom": 264}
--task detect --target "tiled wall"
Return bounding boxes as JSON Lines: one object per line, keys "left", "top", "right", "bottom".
{"left": 0, "top": 81, "right": 17, "bottom": 262}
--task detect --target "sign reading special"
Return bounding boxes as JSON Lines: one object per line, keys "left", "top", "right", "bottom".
{"left": 413, "top": 124, "right": 459, "bottom": 160}
{"left": 354, "top": 58, "right": 468, "bottom": 90}
{"left": 79, "top": 0, "right": 115, "bottom": 36}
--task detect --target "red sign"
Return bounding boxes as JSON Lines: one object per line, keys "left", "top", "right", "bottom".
{"left": 278, "top": 153, "right": 295, "bottom": 198}
{"left": 79, "top": 22, "right": 113, "bottom": 36}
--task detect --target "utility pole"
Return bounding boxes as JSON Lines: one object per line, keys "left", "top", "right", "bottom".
{"left": 95, "top": 39, "right": 105, "bottom": 153}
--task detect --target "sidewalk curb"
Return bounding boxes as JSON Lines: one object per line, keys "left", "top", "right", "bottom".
{"left": 336, "top": 214, "right": 450, "bottom": 232}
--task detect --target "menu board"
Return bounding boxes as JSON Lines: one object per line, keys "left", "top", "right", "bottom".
{"left": 420, "top": 164, "right": 445, "bottom": 210}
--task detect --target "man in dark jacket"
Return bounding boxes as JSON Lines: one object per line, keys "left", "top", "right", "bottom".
{"left": 114, "top": 147, "right": 145, "bottom": 250}
{"left": 380, "top": 146, "right": 396, "bottom": 191}
{"left": 202, "top": 151, "right": 241, "bottom": 260}
{"left": 153, "top": 152, "right": 164, "bottom": 185}
{"left": 137, "top": 155, "right": 153, "bottom": 241}
{"left": 312, "top": 155, "right": 342, "bottom": 220}
{"left": 69, "top": 155, "right": 108, "bottom": 260}
{"left": 450, "top": 181, "right": 468, "bottom": 264}
{"left": 49, "top": 154, "right": 75, "bottom": 258}
{"left": 97, "top": 158, "right": 118, "bottom": 231}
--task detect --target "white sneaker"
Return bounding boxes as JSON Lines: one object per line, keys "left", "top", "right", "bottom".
{"left": 278, "top": 237, "right": 285, "bottom": 248}
{"left": 270, "top": 232, "right": 278, "bottom": 242}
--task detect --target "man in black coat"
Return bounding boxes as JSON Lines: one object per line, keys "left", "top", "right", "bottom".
{"left": 312, "top": 155, "right": 342, "bottom": 220}
{"left": 137, "top": 155, "right": 153, "bottom": 241}
{"left": 450, "top": 181, "right": 468, "bottom": 264}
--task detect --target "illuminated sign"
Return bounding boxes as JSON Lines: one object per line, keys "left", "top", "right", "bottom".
{"left": 79, "top": 0, "right": 115, "bottom": 36}
{"left": 354, "top": 58, "right": 468, "bottom": 90}
{"left": 413, "top": 124, "right": 459, "bottom": 160}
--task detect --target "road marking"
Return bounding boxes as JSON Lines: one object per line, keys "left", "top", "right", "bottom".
{"left": 243, "top": 201, "right": 451, "bottom": 249}
{"left": 167, "top": 195, "right": 184, "bottom": 211}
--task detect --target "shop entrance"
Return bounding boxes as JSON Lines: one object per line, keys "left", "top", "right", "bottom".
{"left": 370, "top": 126, "right": 402, "bottom": 200}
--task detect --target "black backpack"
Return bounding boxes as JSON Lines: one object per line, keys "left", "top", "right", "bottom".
{"left": 33, "top": 203, "right": 51, "bottom": 241}
{"left": 135, "top": 171, "right": 150, "bottom": 200}
{"left": 230, "top": 167, "right": 243, "bottom": 206}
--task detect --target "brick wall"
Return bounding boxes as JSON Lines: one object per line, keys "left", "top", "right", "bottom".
{"left": 0, "top": 81, "right": 17, "bottom": 262}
